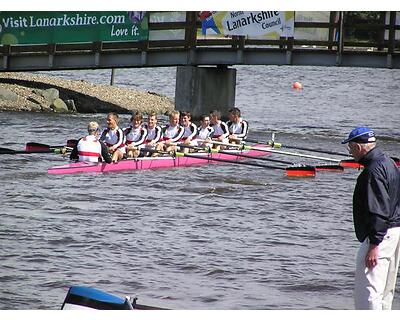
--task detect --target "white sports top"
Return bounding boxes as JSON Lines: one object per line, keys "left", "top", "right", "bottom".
{"left": 77, "top": 135, "right": 102, "bottom": 162}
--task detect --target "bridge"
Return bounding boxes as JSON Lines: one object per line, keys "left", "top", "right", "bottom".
{"left": 1, "top": 11, "right": 399, "bottom": 117}
{"left": 1, "top": 11, "right": 399, "bottom": 71}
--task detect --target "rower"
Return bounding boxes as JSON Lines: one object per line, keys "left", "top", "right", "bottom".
{"left": 99, "top": 112, "right": 126, "bottom": 163}
{"left": 123, "top": 112, "right": 148, "bottom": 158}
{"left": 226, "top": 107, "right": 249, "bottom": 144}
{"left": 70, "top": 121, "right": 112, "bottom": 164}
{"left": 142, "top": 112, "right": 162, "bottom": 156}
{"left": 193, "top": 114, "right": 215, "bottom": 148}
{"left": 156, "top": 110, "right": 184, "bottom": 153}
{"left": 179, "top": 111, "right": 197, "bottom": 153}
{"left": 209, "top": 109, "right": 229, "bottom": 150}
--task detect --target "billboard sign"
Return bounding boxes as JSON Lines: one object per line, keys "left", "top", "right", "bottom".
{"left": 0, "top": 11, "right": 148, "bottom": 45}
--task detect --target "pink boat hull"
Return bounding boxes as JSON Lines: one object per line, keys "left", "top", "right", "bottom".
{"left": 48, "top": 145, "right": 271, "bottom": 175}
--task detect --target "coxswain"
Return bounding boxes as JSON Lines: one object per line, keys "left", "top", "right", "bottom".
{"left": 179, "top": 111, "right": 197, "bottom": 153}
{"left": 156, "top": 110, "right": 184, "bottom": 153}
{"left": 70, "top": 121, "right": 112, "bottom": 163}
{"left": 99, "top": 112, "right": 126, "bottom": 163}
{"left": 123, "top": 112, "right": 148, "bottom": 158}
{"left": 209, "top": 109, "right": 229, "bottom": 150}
{"left": 226, "top": 107, "right": 249, "bottom": 143}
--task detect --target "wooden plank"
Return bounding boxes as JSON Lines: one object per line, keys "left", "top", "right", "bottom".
{"left": 328, "top": 11, "right": 338, "bottom": 50}
{"left": 148, "top": 40, "right": 187, "bottom": 48}
{"left": 388, "top": 11, "right": 396, "bottom": 54}
{"left": 9, "top": 44, "right": 49, "bottom": 53}
{"left": 148, "top": 21, "right": 188, "bottom": 30}
{"left": 295, "top": 22, "right": 333, "bottom": 28}
{"left": 184, "top": 11, "right": 198, "bottom": 49}
{"left": 101, "top": 42, "right": 143, "bottom": 50}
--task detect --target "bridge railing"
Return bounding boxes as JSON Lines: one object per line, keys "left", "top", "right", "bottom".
{"left": 1, "top": 11, "right": 399, "bottom": 61}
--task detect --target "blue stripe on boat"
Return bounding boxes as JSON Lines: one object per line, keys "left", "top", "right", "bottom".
{"left": 69, "top": 286, "right": 125, "bottom": 305}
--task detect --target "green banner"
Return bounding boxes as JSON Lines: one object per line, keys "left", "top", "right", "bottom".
{"left": 0, "top": 11, "right": 148, "bottom": 45}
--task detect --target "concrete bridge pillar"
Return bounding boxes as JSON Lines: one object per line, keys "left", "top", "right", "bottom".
{"left": 175, "top": 66, "right": 236, "bottom": 120}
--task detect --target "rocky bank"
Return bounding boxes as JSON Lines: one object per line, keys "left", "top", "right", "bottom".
{"left": 0, "top": 72, "right": 175, "bottom": 115}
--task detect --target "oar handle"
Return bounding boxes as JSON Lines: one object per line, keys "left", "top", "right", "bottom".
{"left": 0, "top": 147, "right": 67, "bottom": 154}
{"left": 216, "top": 149, "right": 293, "bottom": 164}
{"left": 197, "top": 139, "right": 247, "bottom": 149}
{"left": 245, "top": 138, "right": 348, "bottom": 157}
{"left": 174, "top": 151, "right": 286, "bottom": 169}
{"left": 263, "top": 147, "right": 342, "bottom": 162}
{"left": 139, "top": 147, "right": 171, "bottom": 155}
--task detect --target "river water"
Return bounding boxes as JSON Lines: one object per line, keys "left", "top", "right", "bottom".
{"left": 0, "top": 65, "right": 399, "bottom": 310}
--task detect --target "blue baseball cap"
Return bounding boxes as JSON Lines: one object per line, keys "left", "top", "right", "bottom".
{"left": 341, "top": 126, "right": 376, "bottom": 144}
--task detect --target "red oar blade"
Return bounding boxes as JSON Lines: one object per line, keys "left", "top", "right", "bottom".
{"left": 339, "top": 159, "right": 362, "bottom": 169}
{"left": 315, "top": 164, "right": 344, "bottom": 172}
{"left": 25, "top": 142, "right": 51, "bottom": 152}
{"left": 285, "top": 165, "right": 316, "bottom": 177}
{"left": 391, "top": 157, "right": 400, "bottom": 167}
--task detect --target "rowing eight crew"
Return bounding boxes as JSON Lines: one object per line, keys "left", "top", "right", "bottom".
{"left": 70, "top": 107, "right": 249, "bottom": 163}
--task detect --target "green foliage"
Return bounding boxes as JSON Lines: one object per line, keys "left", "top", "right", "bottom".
{"left": 344, "top": 11, "right": 384, "bottom": 43}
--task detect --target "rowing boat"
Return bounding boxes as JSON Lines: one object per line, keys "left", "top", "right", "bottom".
{"left": 48, "top": 144, "right": 271, "bottom": 175}
{"left": 61, "top": 286, "right": 166, "bottom": 310}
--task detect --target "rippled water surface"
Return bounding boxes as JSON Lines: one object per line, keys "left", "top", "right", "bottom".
{"left": 0, "top": 65, "right": 399, "bottom": 309}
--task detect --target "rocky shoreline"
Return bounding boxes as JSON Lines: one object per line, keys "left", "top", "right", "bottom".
{"left": 0, "top": 72, "right": 175, "bottom": 115}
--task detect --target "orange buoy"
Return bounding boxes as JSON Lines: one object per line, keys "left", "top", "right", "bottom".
{"left": 292, "top": 81, "right": 302, "bottom": 90}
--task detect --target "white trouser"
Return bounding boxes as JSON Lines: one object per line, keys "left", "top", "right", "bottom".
{"left": 354, "top": 227, "right": 400, "bottom": 310}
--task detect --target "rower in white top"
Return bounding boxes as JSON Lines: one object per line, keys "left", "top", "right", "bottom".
{"left": 179, "top": 111, "right": 197, "bottom": 153}
{"left": 142, "top": 112, "right": 162, "bottom": 156}
{"left": 226, "top": 107, "right": 249, "bottom": 144}
{"left": 123, "top": 112, "right": 147, "bottom": 158}
{"left": 209, "top": 109, "right": 229, "bottom": 150}
{"left": 193, "top": 114, "right": 215, "bottom": 148}
{"left": 156, "top": 110, "right": 184, "bottom": 153}
{"left": 99, "top": 112, "right": 126, "bottom": 163}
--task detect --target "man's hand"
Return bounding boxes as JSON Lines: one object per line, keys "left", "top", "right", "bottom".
{"left": 365, "top": 244, "right": 379, "bottom": 269}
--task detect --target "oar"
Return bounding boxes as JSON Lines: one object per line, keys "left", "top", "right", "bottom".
{"left": 204, "top": 140, "right": 359, "bottom": 168}
{"left": 174, "top": 151, "right": 316, "bottom": 177}
{"left": 211, "top": 148, "right": 344, "bottom": 172}
{"left": 0, "top": 146, "right": 66, "bottom": 155}
{"left": 131, "top": 299, "right": 169, "bottom": 310}
{"left": 246, "top": 138, "right": 399, "bottom": 168}
{"left": 176, "top": 143, "right": 343, "bottom": 172}
{"left": 245, "top": 138, "right": 349, "bottom": 157}
{"left": 131, "top": 147, "right": 171, "bottom": 157}
{"left": 271, "top": 143, "right": 399, "bottom": 168}
{"left": 25, "top": 139, "right": 77, "bottom": 154}
{"left": 26, "top": 138, "right": 78, "bottom": 151}
{"left": 26, "top": 142, "right": 67, "bottom": 152}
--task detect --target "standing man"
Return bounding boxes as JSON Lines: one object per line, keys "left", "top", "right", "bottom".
{"left": 341, "top": 126, "right": 400, "bottom": 310}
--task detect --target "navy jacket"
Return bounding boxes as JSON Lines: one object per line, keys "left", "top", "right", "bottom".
{"left": 353, "top": 147, "right": 400, "bottom": 244}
